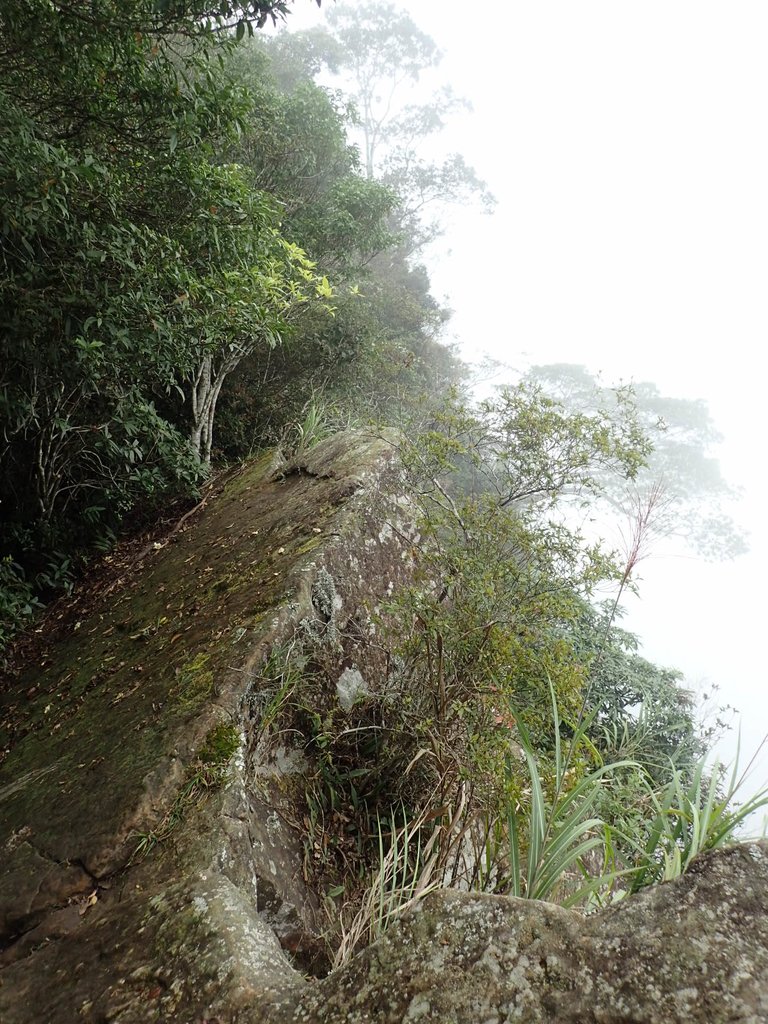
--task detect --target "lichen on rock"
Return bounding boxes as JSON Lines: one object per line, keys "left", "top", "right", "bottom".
{"left": 288, "top": 842, "right": 768, "bottom": 1024}
{"left": 336, "top": 667, "right": 369, "bottom": 711}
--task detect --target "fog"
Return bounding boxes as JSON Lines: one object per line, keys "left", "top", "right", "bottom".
{"left": 279, "top": 1, "right": 768, "bottom": 798}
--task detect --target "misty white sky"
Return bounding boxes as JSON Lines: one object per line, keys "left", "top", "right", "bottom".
{"left": 278, "top": 1, "right": 768, "bottom": 800}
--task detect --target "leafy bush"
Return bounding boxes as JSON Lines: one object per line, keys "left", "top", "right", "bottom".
{"left": 254, "top": 386, "right": 762, "bottom": 966}
{"left": 0, "top": 558, "right": 41, "bottom": 655}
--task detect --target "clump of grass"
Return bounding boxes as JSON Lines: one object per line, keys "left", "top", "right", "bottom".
{"left": 502, "top": 685, "right": 768, "bottom": 906}
{"left": 283, "top": 394, "right": 349, "bottom": 460}
{"left": 332, "top": 805, "right": 441, "bottom": 969}
{"left": 131, "top": 721, "right": 240, "bottom": 862}
{"left": 504, "top": 679, "right": 638, "bottom": 906}
{"left": 626, "top": 734, "right": 768, "bottom": 892}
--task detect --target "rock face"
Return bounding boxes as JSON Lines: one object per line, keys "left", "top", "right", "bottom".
{"left": 1, "top": 430, "right": 767, "bottom": 1024}
{"left": 0, "top": 430, "right": 415, "bottom": 1022}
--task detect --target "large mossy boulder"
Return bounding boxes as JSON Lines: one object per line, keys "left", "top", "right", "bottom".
{"left": 0, "top": 430, "right": 415, "bottom": 1022}
{"left": 1, "top": 430, "right": 767, "bottom": 1023}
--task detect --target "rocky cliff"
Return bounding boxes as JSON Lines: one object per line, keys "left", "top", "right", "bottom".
{"left": 1, "top": 430, "right": 766, "bottom": 1024}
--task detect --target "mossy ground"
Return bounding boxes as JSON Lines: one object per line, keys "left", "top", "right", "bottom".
{"left": 130, "top": 721, "right": 242, "bottom": 861}
{"left": 0, "top": 442, "right": 382, "bottom": 875}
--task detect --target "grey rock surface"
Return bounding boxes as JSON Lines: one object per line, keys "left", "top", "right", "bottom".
{"left": 288, "top": 841, "right": 768, "bottom": 1024}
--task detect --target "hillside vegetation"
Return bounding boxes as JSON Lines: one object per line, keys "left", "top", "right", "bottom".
{"left": 1, "top": 0, "right": 763, "bottom": 955}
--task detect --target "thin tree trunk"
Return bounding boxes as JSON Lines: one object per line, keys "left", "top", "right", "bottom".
{"left": 189, "top": 343, "right": 251, "bottom": 466}
{"left": 200, "top": 372, "right": 226, "bottom": 466}
{"left": 190, "top": 353, "right": 212, "bottom": 459}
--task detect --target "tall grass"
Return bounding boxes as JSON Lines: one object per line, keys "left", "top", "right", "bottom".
{"left": 504, "top": 686, "right": 768, "bottom": 905}
{"left": 285, "top": 393, "right": 350, "bottom": 459}
{"left": 626, "top": 734, "right": 768, "bottom": 891}
{"left": 505, "top": 680, "right": 638, "bottom": 906}
{"left": 332, "top": 805, "right": 442, "bottom": 969}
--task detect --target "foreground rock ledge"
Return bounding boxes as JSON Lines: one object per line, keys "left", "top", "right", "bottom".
{"left": 289, "top": 841, "right": 768, "bottom": 1024}
{"left": 0, "top": 430, "right": 414, "bottom": 1022}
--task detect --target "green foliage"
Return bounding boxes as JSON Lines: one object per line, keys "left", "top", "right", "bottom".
{"left": 389, "top": 390, "right": 760, "bottom": 913}
{"left": 497, "top": 689, "right": 768, "bottom": 908}
{"left": 389, "top": 384, "right": 646, "bottom": 743}
{"left": 247, "top": 381, "right": 760, "bottom": 966}
{"left": 572, "top": 601, "right": 718, "bottom": 782}
{"left": 226, "top": 38, "right": 400, "bottom": 271}
{"left": 1, "top": 3, "right": 231, "bottom": 554}
{"left": 0, "top": 0, "right": 341, "bottom": 645}
{"left": 211, "top": 37, "right": 465, "bottom": 455}
{"left": 260, "top": 387, "right": 628, "bottom": 868}
{"left": 624, "top": 747, "right": 768, "bottom": 892}
{"left": 504, "top": 682, "right": 636, "bottom": 906}
{"left": 0, "top": 559, "right": 42, "bottom": 656}
{"left": 0, "top": 0, "right": 466, "bottom": 587}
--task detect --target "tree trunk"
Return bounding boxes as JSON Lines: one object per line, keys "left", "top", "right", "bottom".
{"left": 189, "top": 344, "right": 251, "bottom": 466}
